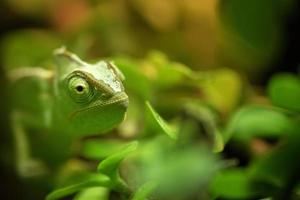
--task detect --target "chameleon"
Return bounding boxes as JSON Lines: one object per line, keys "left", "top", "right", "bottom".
{"left": 7, "top": 47, "right": 129, "bottom": 177}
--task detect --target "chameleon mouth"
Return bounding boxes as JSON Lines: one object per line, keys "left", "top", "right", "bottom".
{"left": 69, "top": 92, "right": 129, "bottom": 119}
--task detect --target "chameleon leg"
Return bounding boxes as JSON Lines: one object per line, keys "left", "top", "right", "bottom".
{"left": 11, "top": 112, "right": 48, "bottom": 177}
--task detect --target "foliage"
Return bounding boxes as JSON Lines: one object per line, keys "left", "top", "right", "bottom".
{"left": 1, "top": 0, "right": 300, "bottom": 200}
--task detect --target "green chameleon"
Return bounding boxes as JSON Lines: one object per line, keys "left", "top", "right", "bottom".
{"left": 7, "top": 47, "right": 128, "bottom": 177}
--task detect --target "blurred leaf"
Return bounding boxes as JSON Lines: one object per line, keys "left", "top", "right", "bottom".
{"left": 201, "top": 68, "right": 242, "bottom": 114}
{"left": 114, "top": 57, "right": 152, "bottom": 100}
{"left": 131, "top": 181, "right": 157, "bottom": 200}
{"left": 46, "top": 174, "right": 110, "bottom": 200}
{"left": 249, "top": 125, "right": 300, "bottom": 190}
{"left": 2, "top": 30, "right": 61, "bottom": 70}
{"left": 268, "top": 73, "right": 300, "bottom": 112}
{"left": 130, "top": 0, "right": 179, "bottom": 32}
{"left": 97, "top": 141, "right": 138, "bottom": 180}
{"left": 219, "top": 0, "right": 294, "bottom": 76}
{"left": 220, "top": 0, "right": 293, "bottom": 48}
{"left": 146, "top": 51, "right": 196, "bottom": 89}
{"left": 182, "top": 102, "right": 224, "bottom": 152}
{"left": 55, "top": 160, "right": 93, "bottom": 188}
{"left": 74, "top": 187, "right": 108, "bottom": 200}
{"left": 211, "top": 169, "right": 258, "bottom": 199}
{"left": 97, "top": 141, "right": 138, "bottom": 193}
{"left": 213, "top": 130, "right": 224, "bottom": 153}
{"left": 137, "top": 146, "right": 220, "bottom": 199}
{"left": 221, "top": 0, "right": 280, "bottom": 49}
{"left": 81, "top": 139, "right": 127, "bottom": 159}
{"left": 145, "top": 101, "right": 178, "bottom": 140}
{"left": 224, "top": 106, "right": 292, "bottom": 143}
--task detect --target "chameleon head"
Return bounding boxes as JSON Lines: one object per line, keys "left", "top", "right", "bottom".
{"left": 53, "top": 47, "right": 128, "bottom": 135}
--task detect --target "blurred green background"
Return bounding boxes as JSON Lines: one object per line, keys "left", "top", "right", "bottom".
{"left": 0, "top": 0, "right": 300, "bottom": 199}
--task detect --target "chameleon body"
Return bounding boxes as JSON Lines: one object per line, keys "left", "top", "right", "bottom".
{"left": 7, "top": 47, "right": 128, "bottom": 177}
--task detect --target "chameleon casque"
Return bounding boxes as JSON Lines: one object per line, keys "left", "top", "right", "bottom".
{"left": 7, "top": 47, "right": 128, "bottom": 177}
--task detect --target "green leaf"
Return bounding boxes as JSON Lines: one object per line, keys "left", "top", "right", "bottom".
{"left": 2, "top": 30, "right": 61, "bottom": 70}
{"left": 81, "top": 139, "right": 127, "bottom": 160}
{"left": 184, "top": 102, "right": 224, "bottom": 152}
{"left": 268, "top": 73, "right": 300, "bottom": 112}
{"left": 219, "top": 0, "right": 293, "bottom": 76}
{"left": 96, "top": 141, "right": 138, "bottom": 193}
{"left": 213, "top": 130, "right": 224, "bottom": 153}
{"left": 145, "top": 101, "right": 178, "bottom": 140}
{"left": 249, "top": 126, "right": 300, "bottom": 189}
{"left": 113, "top": 57, "right": 152, "bottom": 100}
{"left": 97, "top": 141, "right": 138, "bottom": 178}
{"left": 146, "top": 51, "right": 196, "bottom": 89}
{"left": 224, "top": 105, "right": 292, "bottom": 143}
{"left": 74, "top": 187, "right": 108, "bottom": 200}
{"left": 220, "top": 0, "right": 285, "bottom": 49}
{"left": 131, "top": 181, "right": 157, "bottom": 200}
{"left": 47, "top": 142, "right": 139, "bottom": 200}
{"left": 201, "top": 68, "right": 243, "bottom": 114}
{"left": 138, "top": 146, "right": 220, "bottom": 199}
{"left": 46, "top": 174, "right": 110, "bottom": 200}
{"left": 211, "top": 169, "right": 258, "bottom": 199}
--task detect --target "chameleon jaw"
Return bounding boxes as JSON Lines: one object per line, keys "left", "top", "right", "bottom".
{"left": 68, "top": 92, "right": 129, "bottom": 119}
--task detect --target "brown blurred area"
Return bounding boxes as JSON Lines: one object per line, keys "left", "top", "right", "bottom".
{"left": 1, "top": 0, "right": 299, "bottom": 77}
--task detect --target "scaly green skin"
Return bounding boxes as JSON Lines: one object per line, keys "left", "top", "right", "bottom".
{"left": 7, "top": 47, "right": 128, "bottom": 177}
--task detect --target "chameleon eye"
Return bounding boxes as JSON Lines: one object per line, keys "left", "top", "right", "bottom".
{"left": 75, "top": 85, "right": 84, "bottom": 93}
{"left": 68, "top": 76, "right": 94, "bottom": 103}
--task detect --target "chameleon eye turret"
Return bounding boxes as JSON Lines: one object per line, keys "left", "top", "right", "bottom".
{"left": 67, "top": 75, "right": 94, "bottom": 104}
